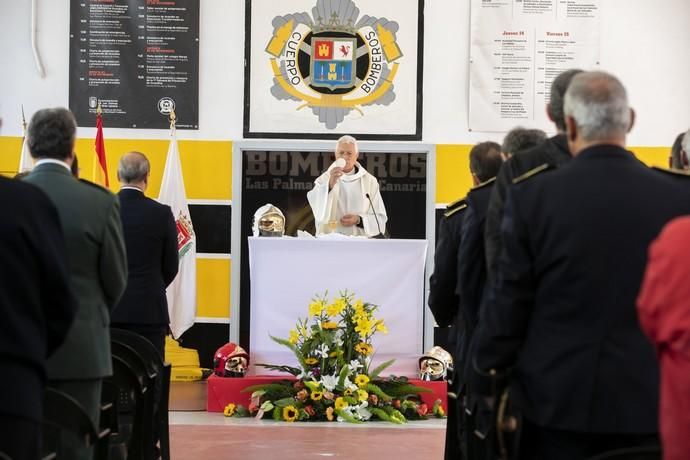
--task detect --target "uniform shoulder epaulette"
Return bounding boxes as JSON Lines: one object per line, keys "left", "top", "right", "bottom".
{"left": 79, "top": 178, "right": 113, "bottom": 195}
{"left": 469, "top": 176, "right": 496, "bottom": 191}
{"left": 443, "top": 198, "right": 467, "bottom": 218}
{"left": 651, "top": 166, "right": 690, "bottom": 178}
{"left": 512, "top": 163, "right": 554, "bottom": 184}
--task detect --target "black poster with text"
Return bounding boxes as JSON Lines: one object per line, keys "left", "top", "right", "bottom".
{"left": 69, "top": 0, "right": 199, "bottom": 129}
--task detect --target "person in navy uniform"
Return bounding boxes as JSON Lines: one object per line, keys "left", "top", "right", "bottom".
{"left": 472, "top": 71, "right": 690, "bottom": 459}
{"left": 0, "top": 176, "right": 75, "bottom": 460}
{"left": 484, "top": 69, "right": 583, "bottom": 280}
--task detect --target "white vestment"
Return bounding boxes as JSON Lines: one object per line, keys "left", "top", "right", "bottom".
{"left": 307, "top": 163, "right": 387, "bottom": 237}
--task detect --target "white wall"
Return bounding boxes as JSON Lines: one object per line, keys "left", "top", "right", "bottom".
{"left": 1, "top": 0, "right": 688, "bottom": 145}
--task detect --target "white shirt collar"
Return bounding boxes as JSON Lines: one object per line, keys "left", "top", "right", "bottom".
{"left": 120, "top": 185, "right": 144, "bottom": 192}
{"left": 35, "top": 158, "right": 71, "bottom": 173}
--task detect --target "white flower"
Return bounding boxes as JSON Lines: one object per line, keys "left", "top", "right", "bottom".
{"left": 355, "top": 402, "right": 372, "bottom": 421}
{"left": 320, "top": 374, "right": 338, "bottom": 391}
{"left": 316, "top": 343, "right": 330, "bottom": 358}
{"left": 343, "top": 376, "right": 358, "bottom": 392}
{"left": 349, "top": 359, "right": 363, "bottom": 372}
{"left": 297, "top": 369, "right": 313, "bottom": 380}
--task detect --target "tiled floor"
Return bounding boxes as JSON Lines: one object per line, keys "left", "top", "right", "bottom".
{"left": 169, "top": 411, "right": 447, "bottom": 459}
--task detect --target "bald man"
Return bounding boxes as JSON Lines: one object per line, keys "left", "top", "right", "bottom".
{"left": 111, "top": 152, "right": 178, "bottom": 357}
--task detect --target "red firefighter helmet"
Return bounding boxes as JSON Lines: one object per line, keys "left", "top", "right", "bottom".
{"left": 213, "top": 342, "right": 249, "bottom": 377}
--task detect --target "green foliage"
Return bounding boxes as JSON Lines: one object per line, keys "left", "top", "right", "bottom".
{"left": 369, "top": 359, "right": 395, "bottom": 379}
{"left": 365, "top": 383, "right": 392, "bottom": 402}
{"left": 335, "top": 409, "right": 363, "bottom": 424}
{"left": 254, "top": 364, "right": 302, "bottom": 376}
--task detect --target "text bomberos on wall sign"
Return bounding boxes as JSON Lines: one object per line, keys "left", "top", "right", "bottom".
{"left": 265, "top": 0, "right": 403, "bottom": 129}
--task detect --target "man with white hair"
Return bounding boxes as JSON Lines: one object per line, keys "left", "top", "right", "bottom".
{"left": 471, "top": 71, "right": 690, "bottom": 459}
{"left": 307, "top": 135, "right": 387, "bottom": 237}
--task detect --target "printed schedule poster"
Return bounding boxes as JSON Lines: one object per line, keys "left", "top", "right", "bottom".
{"left": 469, "top": 0, "right": 600, "bottom": 132}
{"left": 69, "top": 0, "right": 199, "bottom": 129}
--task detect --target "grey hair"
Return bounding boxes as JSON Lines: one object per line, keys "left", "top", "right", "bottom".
{"left": 682, "top": 129, "right": 690, "bottom": 155}
{"left": 563, "top": 71, "right": 631, "bottom": 141}
{"left": 336, "top": 135, "right": 358, "bottom": 151}
{"left": 118, "top": 151, "right": 150, "bottom": 183}
{"left": 502, "top": 127, "right": 547, "bottom": 155}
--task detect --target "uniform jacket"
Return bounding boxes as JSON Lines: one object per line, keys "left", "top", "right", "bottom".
{"left": 112, "top": 188, "right": 179, "bottom": 325}
{"left": 0, "top": 177, "right": 75, "bottom": 421}
{"left": 25, "top": 163, "right": 127, "bottom": 379}
{"left": 474, "top": 145, "right": 690, "bottom": 433}
{"left": 484, "top": 134, "right": 571, "bottom": 279}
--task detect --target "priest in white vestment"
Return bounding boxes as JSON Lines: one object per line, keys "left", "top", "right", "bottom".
{"left": 307, "top": 135, "right": 388, "bottom": 237}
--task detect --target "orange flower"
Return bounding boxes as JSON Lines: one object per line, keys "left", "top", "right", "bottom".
{"left": 326, "top": 406, "right": 335, "bottom": 421}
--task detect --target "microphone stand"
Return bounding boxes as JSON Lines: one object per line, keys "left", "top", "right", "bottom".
{"left": 365, "top": 193, "right": 387, "bottom": 239}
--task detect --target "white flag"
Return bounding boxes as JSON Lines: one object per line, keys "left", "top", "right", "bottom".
{"left": 18, "top": 136, "right": 34, "bottom": 173}
{"left": 158, "top": 125, "right": 197, "bottom": 338}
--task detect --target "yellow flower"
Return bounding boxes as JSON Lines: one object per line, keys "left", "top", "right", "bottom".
{"left": 376, "top": 320, "right": 388, "bottom": 334}
{"left": 329, "top": 351, "right": 338, "bottom": 358}
{"left": 344, "top": 388, "right": 353, "bottom": 396}
{"left": 357, "top": 389, "right": 368, "bottom": 402}
{"left": 223, "top": 403, "right": 236, "bottom": 417}
{"left": 355, "top": 342, "right": 373, "bottom": 355}
{"left": 326, "top": 406, "right": 335, "bottom": 421}
{"left": 355, "top": 317, "right": 374, "bottom": 337}
{"left": 283, "top": 405, "right": 299, "bottom": 422}
{"left": 335, "top": 397, "right": 349, "bottom": 410}
{"left": 309, "top": 300, "right": 325, "bottom": 317}
{"left": 311, "top": 391, "right": 323, "bottom": 401}
{"left": 437, "top": 406, "right": 446, "bottom": 417}
{"left": 326, "top": 298, "right": 346, "bottom": 317}
{"left": 288, "top": 329, "right": 299, "bottom": 344}
{"left": 353, "top": 299, "right": 364, "bottom": 312}
{"left": 305, "top": 357, "right": 318, "bottom": 365}
{"left": 321, "top": 321, "right": 338, "bottom": 330}
{"left": 355, "top": 374, "right": 370, "bottom": 388}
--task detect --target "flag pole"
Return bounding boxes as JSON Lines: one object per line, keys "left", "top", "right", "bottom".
{"left": 17, "top": 105, "right": 34, "bottom": 174}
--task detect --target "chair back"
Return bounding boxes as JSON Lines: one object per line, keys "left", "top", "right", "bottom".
{"left": 42, "top": 387, "right": 110, "bottom": 460}
{"left": 111, "top": 328, "right": 172, "bottom": 460}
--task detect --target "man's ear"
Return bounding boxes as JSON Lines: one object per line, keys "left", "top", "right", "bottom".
{"left": 627, "top": 108, "right": 636, "bottom": 133}
{"left": 565, "top": 116, "right": 578, "bottom": 143}
{"left": 546, "top": 103, "right": 555, "bottom": 123}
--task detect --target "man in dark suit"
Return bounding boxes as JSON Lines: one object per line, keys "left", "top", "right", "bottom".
{"left": 112, "top": 151, "right": 179, "bottom": 358}
{"left": 473, "top": 71, "right": 690, "bottom": 459}
{"left": 484, "top": 69, "right": 583, "bottom": 279}
{"left": 24, "top": 107, "right": 127, "bottom": 460}
{"left": 0, "top": 176, "right": 75, "bottom": 460}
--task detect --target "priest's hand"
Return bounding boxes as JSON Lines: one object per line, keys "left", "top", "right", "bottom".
{"left": 340, "top": 214, "right": 360, "bottom": 227}
{"left": 329, "top": 167, "right": 345, "bottom": 189}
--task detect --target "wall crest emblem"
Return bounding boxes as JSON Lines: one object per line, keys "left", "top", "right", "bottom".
{"left": 265, "top": 0, "right": 403, "bottom": 129}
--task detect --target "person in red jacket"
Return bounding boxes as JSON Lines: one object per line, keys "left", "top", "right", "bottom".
{"left": 637, "top": 215, "right": 690, "bottom": 460}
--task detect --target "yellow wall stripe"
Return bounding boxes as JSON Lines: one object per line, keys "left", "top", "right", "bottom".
{"left": 0, "top": 136, "right": 232, "bottom": 200}
{"left": 196, "top": 258, "right": 231, "bottom": 318}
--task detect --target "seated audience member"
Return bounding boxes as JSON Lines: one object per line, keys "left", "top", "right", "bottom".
{"left": 500, "top": 127, "right": 547, "bottom": 160}
{"left": 111, "top": 151, "right": 179, "bottom": 358}
{"left": 638, "top": 216, "right": 690, "bottom": 460}
{"left": 669, "top": 129, "right": 689, "bottom": 170}
{"left": 472, "top": 71, "right": 690, "bottom": 459}
{"left": 0, "top": 176, "right": 75, "bottom": 460}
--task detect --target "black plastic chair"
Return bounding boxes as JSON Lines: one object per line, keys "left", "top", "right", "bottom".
{"left": 107, "top": 353, "right": 148, "bottom": 460}
{"left": 587, "top": 446, "right": 662, "bottom": 460}
{"left": 42, "top": 387, "right": 110, "bottom": 460}
{"left": 111, "top": 328, "right": 172, "bottom": 460}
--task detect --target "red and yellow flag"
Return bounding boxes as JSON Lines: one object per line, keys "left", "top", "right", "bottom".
{"left": 93, "top": 110, "right": 109, "bottom": 187}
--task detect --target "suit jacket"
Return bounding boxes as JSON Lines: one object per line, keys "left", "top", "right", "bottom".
{"left": 0, "top": 177, "right": 75, "bottom": 421}
{"left": 484, "top": 134, "right": 571, "bottom": 279}
{"left": 474, "top": 145, "right": 690, "bottom": 433}
{"left": 456, "top": 179, "right": 494, "bottom": 382}
{"left": 112, "top": 188, "right": 178, "bottom": 325}
{"left": 25, "top": 163, "right": 127, "bottom": 380}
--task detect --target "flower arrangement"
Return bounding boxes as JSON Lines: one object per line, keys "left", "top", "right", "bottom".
{"left": 223, "top": 291, "right": 445, "bottom": 423}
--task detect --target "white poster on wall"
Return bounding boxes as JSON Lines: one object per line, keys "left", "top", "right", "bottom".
{"left": 244, "top": 0, "right": 424, "bottom": 140}
{"left": 469, "top": 0, "right": 600, "bottom": 132}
